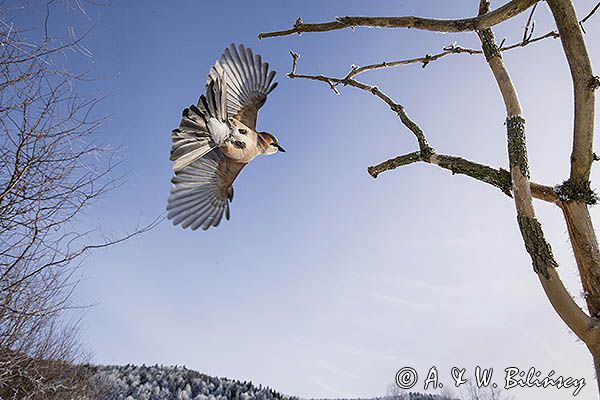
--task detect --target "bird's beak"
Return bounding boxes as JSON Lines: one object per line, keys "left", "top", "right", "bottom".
{"left": 276, "top": 144, "right": 286, "bottom": 153}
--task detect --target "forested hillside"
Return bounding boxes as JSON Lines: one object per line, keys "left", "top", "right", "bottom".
{"left": 92, "top": 364, "right": 445, "bottom": 400}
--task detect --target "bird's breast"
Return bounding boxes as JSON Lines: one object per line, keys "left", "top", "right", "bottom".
{"left": 219, "top": 132, "right": 261, "bottom": 164}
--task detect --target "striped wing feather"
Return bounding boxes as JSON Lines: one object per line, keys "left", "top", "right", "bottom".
{"left": 167, "top": 150, "right": 245, "bottom": 231}
{"left": 208, "top": 44, "right": 278, "bottom": 130}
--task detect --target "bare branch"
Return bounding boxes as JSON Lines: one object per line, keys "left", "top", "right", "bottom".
{"left": 259, "top": 0, "right": 538, "bottom": 39}
{"left": 344, "top": 44, "right": 481, "bottom": 79}
{"left": 287, "top": 53, "right": 433, "bottom": 153}
{"left": 546, "top": 0, "right": 596, "bottom": 182}
{"left": 289, "top": 51, "right": 562, "bottom": 207}
{"left": 342, "top": 29, "right": 561, "bottom": 80}
{"left": 1, "top": 216, "right": 163, "bottom": 294}
{"left": 476, "top": 0, "right": 592, "bottom": 343}
{"left": 292, "top": 20, "right": 585, "bottom": 86}
{"left": 369, "top": 151, "right": 513, "bottom": 196}
{"left": 367, "top": 150, "right": 558, "bottom": 203}
{"left": 269, "top": 1, "right": 600, "bottom": 84}
{"left": 522, "top": 2, "right": 538, "bottom": 43}
{"left": 544, "top": 3, "right": 600, "bottom": 342}
{"left": 0, "top": 3, "right": 157, "bottom": 398}
{"left": 367, "top": 151, "right": 422, "bottom": 178}
{"left": 580, "top": 1, "right": 600, "bottom": 32}
{"left": 501, "top": 30, "right": 560, "bottom": 50}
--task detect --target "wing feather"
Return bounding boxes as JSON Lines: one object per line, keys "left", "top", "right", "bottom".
{"left": 243, "top": 46, "right": 257, "bottom": 93}
{"left": 223, "top": 47, "right": 250, "bottom": 101}
{"left": 208, "top": 44, "right": 278, "bottom": 130}
{"left": 167, "top": 150, "right": 245, "bottom": 231}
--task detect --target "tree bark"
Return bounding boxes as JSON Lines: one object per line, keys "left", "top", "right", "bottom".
{"left": 561, "top": 202, "right": 600, "bottom": 318}
{"left": 477, "top": 1, "right": 600, "bottom": 396}
{"left": 545, "top": 0, "right": 600, "bottom": 393}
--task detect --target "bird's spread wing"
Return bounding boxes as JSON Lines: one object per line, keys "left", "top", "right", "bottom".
{"left": 168, "top": 43, "right": 274, "bottom": 231}
{"left": 167, "top": 150, "right": 245, "bottom": 231}
{"left": 170, "top": 74, "right": 229, "bottom": 172}
{"left": 208, "top": 44, "right": 278, "bottom": 130}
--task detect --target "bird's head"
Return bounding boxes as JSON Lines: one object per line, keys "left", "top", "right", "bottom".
{"left": 258, "top": 132, "right": 286, "bottom": 155}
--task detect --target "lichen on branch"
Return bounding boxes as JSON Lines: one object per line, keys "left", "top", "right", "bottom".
{"left": 517, "top": 215, "right": 559, "bottom": 278}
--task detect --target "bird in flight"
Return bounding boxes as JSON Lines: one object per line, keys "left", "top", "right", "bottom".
{"left": 167, "top": 44, "right": 281, "bottom": 231}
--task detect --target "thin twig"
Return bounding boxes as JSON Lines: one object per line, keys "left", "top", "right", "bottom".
{"left": 580, "top": 1, "right": 600, "bottom": 33}
{"left": 344, "top": 44, "right": 481, "bottom": 79}
{"left": 522, "top": 2, "right": 538, "bottom": 43}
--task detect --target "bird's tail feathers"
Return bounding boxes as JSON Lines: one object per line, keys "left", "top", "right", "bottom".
{"left": 170, "top": 105, "right": 215, "bottom": 172}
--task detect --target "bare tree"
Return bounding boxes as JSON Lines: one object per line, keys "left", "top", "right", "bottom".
{"left": 0, "top": 2, "right": 157, "bottom": 398}
{"left": 438, "top": 386, "right": 459, "bottom": 400}
{"left": 461, "top": 380, "right": 513, "bottom": 400}
{"left": 259, "top": 0, "right": 600, "bottom": 397}
{"left": 385, "top": 382, "right": 409, "bottom": 400}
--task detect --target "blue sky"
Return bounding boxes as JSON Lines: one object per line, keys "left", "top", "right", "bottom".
{"left": 18, "top": 0, "right": 600, "bottom": 398}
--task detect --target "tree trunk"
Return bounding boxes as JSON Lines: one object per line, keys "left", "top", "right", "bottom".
{"left": 591, "top": 345, "right": 600, "bottom": 397}
{"left": 561, "top": 201, "right": 600, "bottom": 393}
{"left": 561, "top": 201, "right": 600, "bottom": 318}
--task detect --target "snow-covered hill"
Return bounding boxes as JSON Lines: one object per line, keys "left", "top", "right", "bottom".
{"left": 93, "top": 364, "right": 294, "bottom": 400}
{"left": 91, "top": 364, "right": 445, "bottom": 400}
